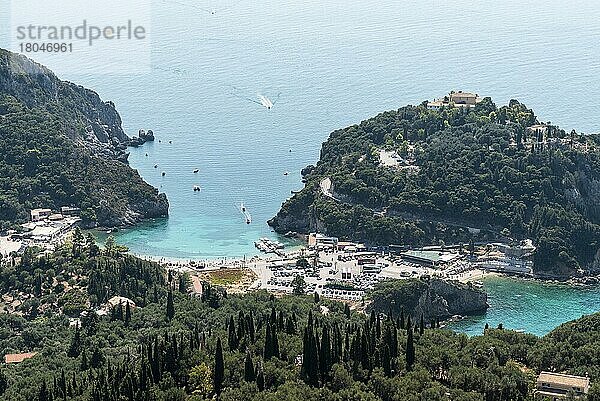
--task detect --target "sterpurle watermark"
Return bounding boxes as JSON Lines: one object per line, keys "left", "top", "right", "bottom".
{"left": 4, "top": 0, "right": 151, "bottom": 75}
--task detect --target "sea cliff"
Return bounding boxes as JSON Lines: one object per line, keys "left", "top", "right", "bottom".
{"left": 0, "top": 49, "right": 168, "bottom": 229}
{"left": 367, "top": 278, "right": 488, "bottom": 320}
{"left": 270, "top": 99, "right": 600, "bottom": 277}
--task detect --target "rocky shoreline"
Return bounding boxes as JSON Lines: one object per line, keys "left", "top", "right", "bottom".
{"left": 368, "top": 278, "right": 488, "bottom": 321}
{"left": 0, "top": 49, "right": 169, "bottom": 230}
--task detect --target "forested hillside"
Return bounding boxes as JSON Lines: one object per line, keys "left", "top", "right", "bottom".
{"left": 0, "top": 241, "right": 599, "bottom": 400}
{"left": 269, "top": 99, "right": 600, "bottom": 276}
{"left": 0, "top": 49, "right": 168, "bottom": 229}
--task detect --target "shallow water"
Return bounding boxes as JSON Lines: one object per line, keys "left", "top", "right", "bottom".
{"left": 447, "top": 276, "right": 600, "bottom": 336}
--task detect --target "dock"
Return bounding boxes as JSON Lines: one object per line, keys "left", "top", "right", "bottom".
{"left": 254, "top": 238, "right": 285, "bottom": 256}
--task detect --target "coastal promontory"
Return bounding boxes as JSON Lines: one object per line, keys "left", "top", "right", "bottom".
{"left": 0, "top": 49, "right": 168, "bottom": 229}
{"left": 270, "top": 96, "right": 600, "bottom": 277}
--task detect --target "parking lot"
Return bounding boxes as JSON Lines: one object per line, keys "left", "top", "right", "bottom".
{"left": 251, "top": 249, "right": 448, "bottom": 301}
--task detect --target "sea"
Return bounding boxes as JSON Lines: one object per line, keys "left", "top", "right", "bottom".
{"left": 4, "top": 0, "right": 600, "bottom": 335}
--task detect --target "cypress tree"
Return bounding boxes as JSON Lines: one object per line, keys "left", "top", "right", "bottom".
{"left": 406, "top": 326, "right": 415, "bottom": 371}
{"left": 34, "top": 273, "right": 42, "bottom": 296}
{"left": 0, "top": 369, "right": 7, "bottom": 396}
{"left": 125, "top": 302, "right": 132, "bottom": 325}
{"left": 382, "top": 345, "right": 391, "bottom": 377}
{"left": 264, "top": 323, "right": 272, "bottom": 360}
{"left": 68, "top": 324, "right": 81, "bottom": 357}
{"left": 400, "top": 308, "right": 405, "bottom": 329}
{"left": 332, "top": 324, "right": 342, "bottom": 364}
{"left": 419, "top": 314, "right": 424, "bottom": 335}
{"left": 344, "top": 303, "right": 351, "bottom": 318}
{"left": 272, "top": 325, "right": 280, "bottom": 359}
{"left": 302, "top": 318, "right": 319, "bottom": 386}
{"left": 277, "top": 312, "right": 284, "bottom": 332}
{"left": 90, "top": 347, "right": 104, "bottom": 369}
{"left": 360, "top": 331, "right": 370, "bottom": 370}
{"left": 319, "top": 325, "right": 332, "bottom": 380}
{"left": 80, "top": 350, "right": 88, "bottom": 371}
{"left": 391, "top": 325, "right": 398, "bottom": 358}
{"left": 248, "top": 313, "right": 256, "bottom": 343}
{"left": 38, "top": 381, "right": 51, "bottom": 401}
{"left": 244, "top": 353, "right": 256, "bottom": 382}
{"left": 285, "top": 316, "right": 296, "bottom": 334}
{"left": 214, "top": 338, "right": 224, "bottom": 396}
{"left": 166, "top": 289, "right": 175, "bottom": 320}
{"left": 59, "top": 369, "right": 67, "bottom": 399}
{"left": 383, "top": 326, "right": 393, "bottom": 357}
{"left": 228, "top": 316, "right": 238, "bottom": 351}
{"left": 237, "top": 311, "right": 246, "bottom": 341}
{"left": 118, "top": 302, "right": 124, "bottom": 321}
{"left": 343, "top": 331, "right": 350, "bottom": 362}
{"left": 178, "top": 274, "right": 188, "bottom": 293}
{"left": 256, "top": 367, "right": 265, "bottom": 391}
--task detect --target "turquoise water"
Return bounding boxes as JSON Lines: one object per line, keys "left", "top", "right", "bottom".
{"left": 448, "top": 277, "right": 600, "bottom": 336}
{"left": 31, "top": 0, "right": 600, "bottom": 259}
{"left": 6, "top": 0, "right": 600, "bottom": 332}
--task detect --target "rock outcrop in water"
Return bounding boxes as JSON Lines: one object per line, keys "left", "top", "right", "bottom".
{"left": 129, "top": 129, "right": 156, "bottom": 147}
{"left": 368, "top": 278, "right": 488, "bottom": 321}
{"left": 0, "top": 49, "right": 169, "bottom": 228}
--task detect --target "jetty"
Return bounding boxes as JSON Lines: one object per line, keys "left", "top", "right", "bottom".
{"left": 254, "top": 237, "right": 285, "bottom": 256}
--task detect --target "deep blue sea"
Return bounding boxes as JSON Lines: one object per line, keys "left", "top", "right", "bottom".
{"left": 5, "top": 0, "right": 600, "bottom": 335}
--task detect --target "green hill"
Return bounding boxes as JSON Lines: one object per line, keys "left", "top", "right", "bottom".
{"left": 0, "top": 49, "right": 168, "bottom": 229}
{"left": 269, "top": 98, "right": 600, "bottom": 276}
{"left": 0, "top": 244, "right": 599, "bottom": 400}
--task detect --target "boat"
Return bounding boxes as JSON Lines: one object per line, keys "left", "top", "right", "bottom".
{"left": 162, "top": 171, "right": 166, "bottom": 177}
{"left": 240, "top": 202, "right": 252, "bottom": 224}
{"left": 154, "top": 164, "right": 158, "bottom": 168}
{"left": 193, "top": 169, "right": 199, "bottom": 173}
{"left": 283, "top": 171, "right": 289, "bottom": 176}
{"left": 193, "top": 185, "right": 201, "bottom": 192}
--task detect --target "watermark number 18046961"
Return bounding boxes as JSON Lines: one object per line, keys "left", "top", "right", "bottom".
{"left": 5, "top": 0, "right": 151, "bottom": 75}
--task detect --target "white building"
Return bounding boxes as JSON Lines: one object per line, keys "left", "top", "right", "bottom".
{"left": 30, "top": 208, "right": 52, "bottom": 222}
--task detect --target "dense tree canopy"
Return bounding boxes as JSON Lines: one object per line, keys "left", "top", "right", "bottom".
{"left": 0, "top": 244, "right": 599, "bottom": 400}
{"left": 271, "top": 99, "right": 600, "bottom": 275}
{"left": 0, "top": 49, "right": 168, "bottom": 229}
